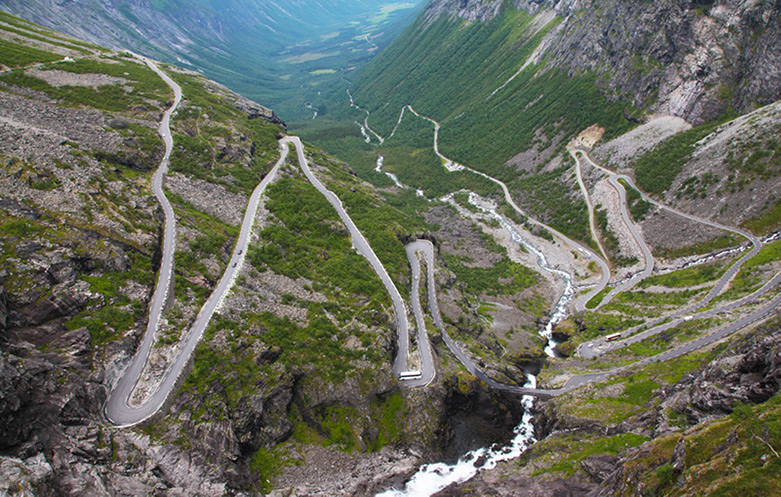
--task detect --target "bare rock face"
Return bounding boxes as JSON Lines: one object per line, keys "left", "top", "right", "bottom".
{"left": 0, "top": 453, "right": 55, "bottom": 497}
{"left": 0, "top": 288, "right": 7, "bottom": 333}
{"left": 661, "top": 330, "right": 781, "bottom": 424}
{"left": 0, "top": 355, "right": 36, "bottom": 450}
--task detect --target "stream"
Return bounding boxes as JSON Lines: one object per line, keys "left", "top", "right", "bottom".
{"left": 378, "top": 194, "right": 576, "bottom": 496}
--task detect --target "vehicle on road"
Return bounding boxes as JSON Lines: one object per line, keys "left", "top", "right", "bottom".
{"left": 398, "top": 371, "right": 422, "bottom": 380}
{"left": 605, "top": 332, "right": 622, "bottom": 342}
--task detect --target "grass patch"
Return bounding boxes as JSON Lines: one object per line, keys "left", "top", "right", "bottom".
{"left": 543, "top": 433, "right": 649, "bottom": 476}
{"left": 743, "top": 199, "right": 781, "bottom": 234}
{"left": 619, "top": 178, "right": 651, "bottom": 221}
{"left": 632, "top": 121, "right": 721, "bottom": 195}
{"left": 638, "top": 264, "right": 727, "bottom": 289}
{"left": 0, "top": 38, "right": 63, "bottom": 68}
{"left": 442, "top": 253, "right": 537, "bottom": 297}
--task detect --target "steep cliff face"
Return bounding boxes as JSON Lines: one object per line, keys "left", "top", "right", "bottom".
{"left": 422, "top": 0, "right": 780, "bottom": 124}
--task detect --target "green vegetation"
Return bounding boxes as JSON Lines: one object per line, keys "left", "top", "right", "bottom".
{"left": 743, "top": 239, "right": 781, "bottom": 269}
{"left": 601, "top": 287, "right": 706, "bottom": 317}
{"left": 248, "top": 174, "right": 385, "bottom": 299}
{"left": 714, "top": 239, "right": 781, "bottom": 303}
{"left": 577, "top": 312, "right": 644, "bottom": 341}
{"left": 625, "top": 318, "right": 716, "bottom": 357}
{"left": 722, "top": 128, "right": 781, "bottom": 188}
{"left": 166, "top": 191, "right": 238, "bottom": 283}
{"left": 540, "top": 433, "right": 649, "bottom": 477}
{"left": 584, "top": 286, "right": 612, "bottom": 310}
{"left": 557, "top": 374, "right": 659, "bottom": 424}
{"left": 594, "top": 204, "right": 621, "bottom": 259}
{"left": 638, "top": 263, "right": 727, "bottom": 289}
{"left": 632, "top": 121, "right": 720, "bottom": 195}
{"left": 378, "top": 112, "right": 497, "bottom": 198}
{"left": 619, "top": 178, "right": 651, "bottom": 221}
{"left": 443, "top": 253, "right": 537, "bottom": 297}
{"left": 509, "top": 166, "right": 590, "bottom": 243}
{"left": 677, "top": 171, "right": 720, "bottom": 200}
{"left": 300, "top": 4, "right": 631, "bottom": 245}
{"left": 620, "top": 392, "right": 781, "bottom": 497}
{"left": 0, "top": 38, "right": 63, "bottom": 68}
{"left": 65, "top": 252, "right": 153, "bottom": 345}
{"left": 313, "top": 147, "right": 427, "bottom": 286}
{"left": 249, "top": 447, "right": 285, "bottom": 493}
{"left": 352, "top": 7, "right": 632, "bottom": 175}
{"left": 167, "top": 71, "right": 282, "bottom": 194}
{"left": 0, "top": 56, "right": 171, "bottom": 112}
{"left": 743, "top": 199, "right": 781, "bottom": 234}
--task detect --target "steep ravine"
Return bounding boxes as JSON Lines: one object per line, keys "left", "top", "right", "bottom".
{"left": 434, "top": 316, "right": 781, "bottom": 496}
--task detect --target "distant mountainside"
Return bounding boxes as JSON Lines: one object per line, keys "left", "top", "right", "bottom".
{"left": 354, "top": 0, "right": 779, "bottom": 146}
{"left": 298, "top": 0, "right": 778, "bottom": 243}
{"left": 0, "top": 0, "right": 424, "bottom": 118}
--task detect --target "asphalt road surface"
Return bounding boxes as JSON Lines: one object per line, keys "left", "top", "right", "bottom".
{"left": 403, "top": 241, "right": 438, "bottom": 386}
{"left": 106, "top": 59, "right": 289, "bottom": 426}
{"left": 105, "top": 57, "right": 183, "bottom": 426}
{"left": 405, "top": 107, "right": 611, "bottom": 313}
{"left": 281, "top": 136, "right": 413, "bottom": 381}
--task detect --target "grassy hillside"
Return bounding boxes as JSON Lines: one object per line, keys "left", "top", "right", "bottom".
{"left": 0, "top": 0, "right": 425, "bottom": 121}
{"left": 351, "top": 4, "right": 632, "bottom": 175}
{"left": 294, "top": 2, "right": 633, "bottom": 243}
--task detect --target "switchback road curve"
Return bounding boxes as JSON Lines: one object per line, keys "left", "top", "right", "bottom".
{"left": 106, "top": 78, "right": 417, "bottom": 424}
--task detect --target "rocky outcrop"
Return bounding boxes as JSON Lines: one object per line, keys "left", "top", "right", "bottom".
{"left": 0, "top": 287, "right": 7, "bottom": 333}
{"left": 0, "top": 453, "right": 55, "bottom": 497}
{"left": 439, "top": 318, "right": 781, "bottom": 496}
{"left": 660, "top": 327, "right": 781, "bottom": 426}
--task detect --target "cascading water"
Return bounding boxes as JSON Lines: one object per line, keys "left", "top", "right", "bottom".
{"left": 377, "top": 379, "right": 537, "bottom": 497}
{"left": 377, "top": 194, "right": 577, "bottom": 497}
{"left": 374, "top": 156, "right": 429, "bottom": 198}
{"left": 375, "top": 155, "right": 405, "bottom": 188}
{"left": 466, "top": 193, "right": 574, "bottom": 356}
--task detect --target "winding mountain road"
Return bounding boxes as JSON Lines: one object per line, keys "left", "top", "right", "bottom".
{"left": 106, "top": 58, "right": 423, "bottom": 426}
{"left": 106, "top": 58, "right": 295, "bottom": 426}
{"left": 402, "top": 106, "right": 611, "bottom": 312}
{"left": 105, "top": 57, "right": 182, "bottom": 426}
{"left": 404, "top": 242, "right": 438, "bottom": 386}
{"left": 571, "top": 148, "right": 767, "bottom": 359}
{"left": 377, "top": 107, "right": 779, "bottom": 397}
{"left": 283, "top": 136, "right": 418, "bottom": 382}
{"left": 107, "top": 126, "right": 422, "bottom": 424}
{"left": 571, "top": 149, "right": 609, "bottom": 262}
{"left": 408, "top": 239, "right": 780, "bottom": 397}
{"left": 107, "top": 61, "right": 779, "bottom": 428}
{"left": 569, "top": 149, "right": 655, "bottom": 309}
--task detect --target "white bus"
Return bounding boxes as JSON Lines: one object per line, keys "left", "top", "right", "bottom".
{"left": 605, "top": 332, "right": 622, "bottom": 342}
{"left": 398, "top": 371, "right": 422, "bottom": 380}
